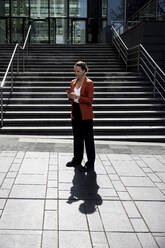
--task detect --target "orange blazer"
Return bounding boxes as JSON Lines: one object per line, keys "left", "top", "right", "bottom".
{"left": 69, "top": 76, "right": 95, "bottom": 120}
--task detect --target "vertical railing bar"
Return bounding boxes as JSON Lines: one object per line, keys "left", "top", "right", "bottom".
{"left": 137, "top": 45, "right": 140, "bottom": 72}
{"left": 153, "top": 66, "right": 157, "bottom": 98}
{"left": 11, "top": 62, "right": 13, "bottom": 93}
{"left": 22, "top": 49, "right": 25, "bottom": 72}
{"left": 17, "top": 47, "right": 19, "bottom": 73}
{"left": 0, "top": 88, "right": 3, "bottom": 127}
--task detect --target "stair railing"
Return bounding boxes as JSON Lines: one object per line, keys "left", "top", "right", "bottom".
{"left": 139, "top": 44, "right": 165, "bottom": 100}
{"left": 111, "top": 24, "right": 165, "bottom": 102}
{"left": 111, "top": 25, "right": 128, "bottom": 70}
{"left": 0, "top": 25, "right": 32, "bottom": 128}
{"left": 20, "top": 25, "right": 32, "bottom": 72}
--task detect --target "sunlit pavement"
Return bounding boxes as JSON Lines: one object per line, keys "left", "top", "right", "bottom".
{"left": 0, "top": 135, "right": 165, "bottom": 248}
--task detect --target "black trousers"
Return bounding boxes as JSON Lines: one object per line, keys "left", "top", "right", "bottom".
{"left": 72, "top": 103, "right": 95, "bottom": 169}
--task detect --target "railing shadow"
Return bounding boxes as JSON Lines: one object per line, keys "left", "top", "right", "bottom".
{"left": 67, "top": 169, "right": 102, "bottom": 214}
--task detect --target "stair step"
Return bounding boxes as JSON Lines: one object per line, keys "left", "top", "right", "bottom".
{"left": 3, "top": 104, "right": 165, "bottom": 111}
{"left": 4, "top": 111, "right": 165, "bottom": 118}
{"left": 3, "top": 118, "right": 165, "bottom": 127}
{"left": 0, "top": 126, "right": 165, "bottom": 136}
{"left": 1, "top": 43, "right": 165, "bottom": 141}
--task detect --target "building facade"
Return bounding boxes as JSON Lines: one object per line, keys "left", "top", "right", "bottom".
{"left": 0, "top": 0, "right": 164, "bottom": 44}
{"left": 0, "top": 0, "right": 125, "bottom": 44}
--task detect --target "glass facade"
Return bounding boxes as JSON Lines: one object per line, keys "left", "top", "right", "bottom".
{"left": 69, "top": 0, "right": 87, "bottom": 17}
{"left": 0, "top": 0, "right": 128, "bottom": 44}
{"left": 127, "top": 0, "right": 165, "bottom": 21}
{"left": 158, "top": 0, "right": 165, "bottom": 19}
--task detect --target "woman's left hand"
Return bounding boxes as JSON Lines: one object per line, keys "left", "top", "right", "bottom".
{"left": 68, "top": 92, "right": 79, "bottom": 100}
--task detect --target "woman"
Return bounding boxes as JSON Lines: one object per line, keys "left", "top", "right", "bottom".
{"left": 66, "top": 61, "right": 95, "bottom": 172}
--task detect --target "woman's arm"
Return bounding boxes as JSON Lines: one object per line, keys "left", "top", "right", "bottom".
{"left": 79, "top": 82, "right": 94, "bottom": 105}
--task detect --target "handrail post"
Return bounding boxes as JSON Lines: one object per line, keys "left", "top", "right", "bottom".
{"left": 153, "top": 66, "right": 157, "bottom": 98}
{"left": 137, "top": 45, "right": 140, "bottom": 72}
{"left": 126, "top": 50, "right": 128, "bottom": 71}
{"left": 22, "top": 49, "right": 25, "bottom": 72}
{"left": 11, "top": 62, "right": 13, "bottom": 93}
{"left": 118, "top": 37, "right": 121, "bottom": 59}
{"left": 1, "top": 87, "right": 3, "bottom": 127}
{"left": 17, "top": 47, "right": 19, "bottom": 73}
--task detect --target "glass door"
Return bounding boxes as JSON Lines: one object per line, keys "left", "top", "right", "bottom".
{"left": 72, "top": 19, "right": 86, "bottom": 44}
{"left": 55, "top": 18, "right": 68, "bottom": 44}
{"left": 0, "top": 18, "right": 9, "bottom": 43}
{"left": 11, "top": 17, "right": 29, "bottom": 43}
{"left": 31, "top": 19, "right": 49, "bottom": 43}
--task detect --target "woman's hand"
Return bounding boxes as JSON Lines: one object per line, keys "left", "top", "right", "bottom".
{"left": 68, "top": 92, "right": 79, "bottom": 100}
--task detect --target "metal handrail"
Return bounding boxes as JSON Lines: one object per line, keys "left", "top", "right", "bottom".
{"left": 129, "top": 0, "right": 157, "bottom": 21}
{"left": 111, "top": 25, "right": 128, "bottom": 70}
{"left": 111, "top": 24, "right": 165, "bottom": 102}
{"left": 20, "top": 25, "right": 32, "bottom": 71}
{"left": 139, "top": 44, "right": 165, "bottom": 101}
{"left": 0, "top": 25, "right": 32, "bottom": 127}
{"left": 112, "top": 21, "right": 141, "bottom": 35}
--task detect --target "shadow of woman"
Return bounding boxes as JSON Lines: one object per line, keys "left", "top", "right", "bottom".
{"left": 67, "top": 169, "right": 102, "bottom": 214}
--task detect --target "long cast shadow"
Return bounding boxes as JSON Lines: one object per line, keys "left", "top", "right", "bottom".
{"left": 67, "top": 169, "right": 102, "bottom": 214}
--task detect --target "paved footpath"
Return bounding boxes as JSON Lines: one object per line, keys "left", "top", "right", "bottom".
{"left": 0, "top": 135, "right": 165, "bottom": 248}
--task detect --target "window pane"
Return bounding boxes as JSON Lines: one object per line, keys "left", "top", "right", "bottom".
{"left": 56, "top": 18, "right": 68, "bottom": 43}
{"left": 11, "top": 0, "right": 29, "bottom": 17}
{"left": 31, "top": 0, "right": 48, "bottom": 18}
{"left": 50, "top": 0, "right": 67, "bottom": 17}
{"left": 110, "top": 0, "right": 124, "bottom": 22}
{"left": 31, "top": 20, "right": 49, "bottom": 43}
{"left": 0, "top": 19, "right": 8, "bottom": 43}
{"left": 0, "top": 0, "right": 10, "bottom": 16}
{"left": 102, "top": 0, "right": 107, "bottom": 17}
{"left": 158, "top": 0, "right": 165, "bottom": 19}
{"left": 11, "top": 18, "right": 24, "bottom": 43}
{"left": 72, "top": 20, "right": 86, "bottom": 44}
{"left": 69, "top": 0, "right": 87, "bottom": 17}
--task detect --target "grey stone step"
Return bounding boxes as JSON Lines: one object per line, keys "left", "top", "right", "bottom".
{"left": 4, "top": 110, "right": 165, "bottom": 118}
{"left": 4, "top": 82, "right": 151, "bottom": 87}
{"left": 3, "top": 118, "right": 165, "bottom": 127}
{"left": 3, "top": 92, "right": 156, "bottom": 98}
{"left": 0, "top": 71, "right": 144, "bottom": 76}
{"left": 3, "top": 103, "right": 164, "bottom": 111}
{"left": 0, "top": 126, "right": 165, "bottom": 136}
{"left": 3, "top": 86, "right": 153, "bottom": 93}
{"left": 4, "top": 97, "right": 163, "bottom": 104}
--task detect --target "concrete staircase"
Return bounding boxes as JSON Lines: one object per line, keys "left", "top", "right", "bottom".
{"left": 0, "top": 44, "right": 165, "bottom": 142}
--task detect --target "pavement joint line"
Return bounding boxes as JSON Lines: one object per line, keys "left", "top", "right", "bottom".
{"left": 0, "top": 197, "right": 165, "bottom": 202}
{"left": 1, "top": 134, "right": 165, "bottom": 146}
{"left": 97, "top": 206, "right": 111, "bottom": 248}
{"left": 0, "top": 229, "right": 160, "bottom": 233}
{"left": 40, "top": 151, "right": 50, "bottom": 248}
{"left": 104, "top": 153, "right": 162, "bottom": 245}
{"left": 99, "top": 154, "right": 146, "bottom": 246}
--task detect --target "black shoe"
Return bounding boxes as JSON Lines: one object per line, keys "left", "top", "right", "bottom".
{"left": 66, "top": 161, "right": 77, "bottom": 167}
{"left": 77, "top": 165, "right": 94, "bottom": 173}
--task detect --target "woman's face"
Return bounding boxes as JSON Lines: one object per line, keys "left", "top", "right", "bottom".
{"left": 74, "top": 66, "right": 86, "bottom": 80}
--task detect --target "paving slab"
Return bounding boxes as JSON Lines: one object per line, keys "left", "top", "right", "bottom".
{"left": 98, "top": 201, "right": 133, "bottom": 232}
{"left": 59, "top": 231, "right": 91, "bottom": 248}
{"left": 0, "top": 199, "right": 44, "bottom": 230}
{"left": 135, "top": 201, "right": 165, "bottom": 232}
{"left": 106, "top": 233, "right": 142, "bottom": 248}
{"left": 137, "top": 233, "right": 159, "bottom": 248}
{"left": 0, "top": 233, "right": 41, "bottom": 248}
{"left": 42, "top": 231, "right": 57, "bottom": 248}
